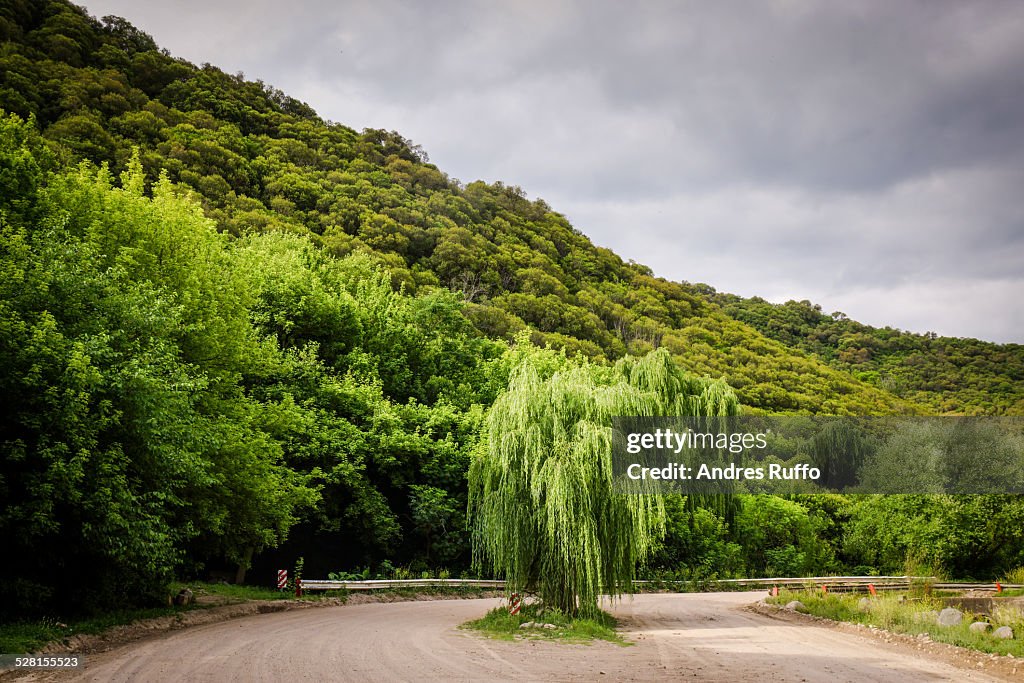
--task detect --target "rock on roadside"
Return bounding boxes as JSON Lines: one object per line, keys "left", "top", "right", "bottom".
{"left": 784, "top": 601, "right": 806, "bottom": 612}
{"left": 173, "top": 588, "right": 195, "bottom": 606}
{"left": 936, "top": 607, "right": 963, "bottom": 627}
{"left": 994, "top": 626, "right": 1014, "bottom": 639}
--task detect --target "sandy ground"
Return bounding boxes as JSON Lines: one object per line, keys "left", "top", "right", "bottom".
{"left": 15, "top": 593, "right": 1020, "bottom": 682}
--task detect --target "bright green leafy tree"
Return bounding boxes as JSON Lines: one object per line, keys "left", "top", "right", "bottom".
{"left": 469, "top": 344, "right": 737, "bottom": 616}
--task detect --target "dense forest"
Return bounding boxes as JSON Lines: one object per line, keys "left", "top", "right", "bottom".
{"left": 715, "top": 295, "right": 1024, "bottom": 416}
{"left": 1, "top": 0, "right": 1023, "bottom": 618}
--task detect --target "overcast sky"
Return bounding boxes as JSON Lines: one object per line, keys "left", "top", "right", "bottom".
{"left": 81, "top": 0, "right": 1024, "bottom": 343}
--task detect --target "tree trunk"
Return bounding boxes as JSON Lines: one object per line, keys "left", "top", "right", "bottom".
{"left": 234, "top": 545, "right": 255, "bottom": 584}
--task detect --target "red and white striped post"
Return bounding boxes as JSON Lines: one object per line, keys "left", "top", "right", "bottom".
{"left": 508, "top": 593, "right": 522, "bottom": 616}
{"left": 277, "top": 569, "right": 287, "bottom": 590}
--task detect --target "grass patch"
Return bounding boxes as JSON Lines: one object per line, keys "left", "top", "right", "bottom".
{"left": 177, "top": 581, "right": 293, "bottom": 602}
{"left": 357, "top": 585, "right": 487, "bottom": 599}
{"left": 767, "top": 590, "right": 1024, "bottom": 657}
{"left": 177, "top": 581, "right": 360, "bottom": 603}
{"left": 1001, "top": 566, "right": 1024, "bottom": 586}
{"left": 186, "top": 581, "right": 490, "bottom": 603}
{"left": 635, "top": 579, "right": 775, "bottom": 594}
{"left": 0, "top": 605, "right": 194, "bottom": 654}
{"left": 461, "top": 602, "right": 628, "bottom": 645}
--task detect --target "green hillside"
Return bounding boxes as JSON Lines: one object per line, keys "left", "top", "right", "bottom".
{"left": 715, "top": 295, "right": 1024, "bottom": 415}
{"left": 2, "top": 0, "right": 1023, "bottom": 621}
{"left": 0, "top": 0, "right": 928, "bottom": 417}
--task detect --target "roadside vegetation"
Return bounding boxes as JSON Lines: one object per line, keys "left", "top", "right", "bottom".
{"left": 462, "top": 602, "right": 626, "bottom": 645}
{"left": 767, "top": 589, "right": 1024, "bottom": 658}
{"left": 0, "top": 581, "right": 339, "bottom": 653}
{"left": 0, "top": 605, "right": 194, "bottom": 656}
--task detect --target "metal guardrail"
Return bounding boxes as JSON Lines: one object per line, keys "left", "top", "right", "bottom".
{"left": 646, "top": 576, "right": 1024, "bottom": 592}
{"left": 300, "top": 578, "right": 505, "bottom": 591}
{"left": 298, "top": 576, "right": 1024, "bottom": 593}
{"left": 713, "top": 575, "right": 921, "bottom": 587}
{"left": 933, "top": 583, "right": 1024, "bottom": 591}
{"left": 641, "top": 575, "right": 922, "bottom": 593}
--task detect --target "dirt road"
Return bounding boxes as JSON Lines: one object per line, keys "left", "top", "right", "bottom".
{"left": 52, "top": 593, "right": 1011, "bottom": 682}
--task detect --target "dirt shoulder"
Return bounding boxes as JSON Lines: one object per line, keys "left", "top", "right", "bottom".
{"left": 749, "top": 599, "right": 1022, "bottom": 681}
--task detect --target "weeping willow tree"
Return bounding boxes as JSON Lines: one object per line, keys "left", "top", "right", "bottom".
{"left": 468, "top": 346, "right": 738, "bottom": 617}
{"left": 810, "top": 420, "right": 875, "bottom": 489}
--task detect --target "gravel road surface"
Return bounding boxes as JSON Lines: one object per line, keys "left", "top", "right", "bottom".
{"left": 58, "top": 593, "right": 1010, "bottom": 682}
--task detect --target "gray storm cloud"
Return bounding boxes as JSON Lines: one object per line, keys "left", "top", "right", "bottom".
{"left": 80, "top": 0, "right": 1024, "bottom": 342}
